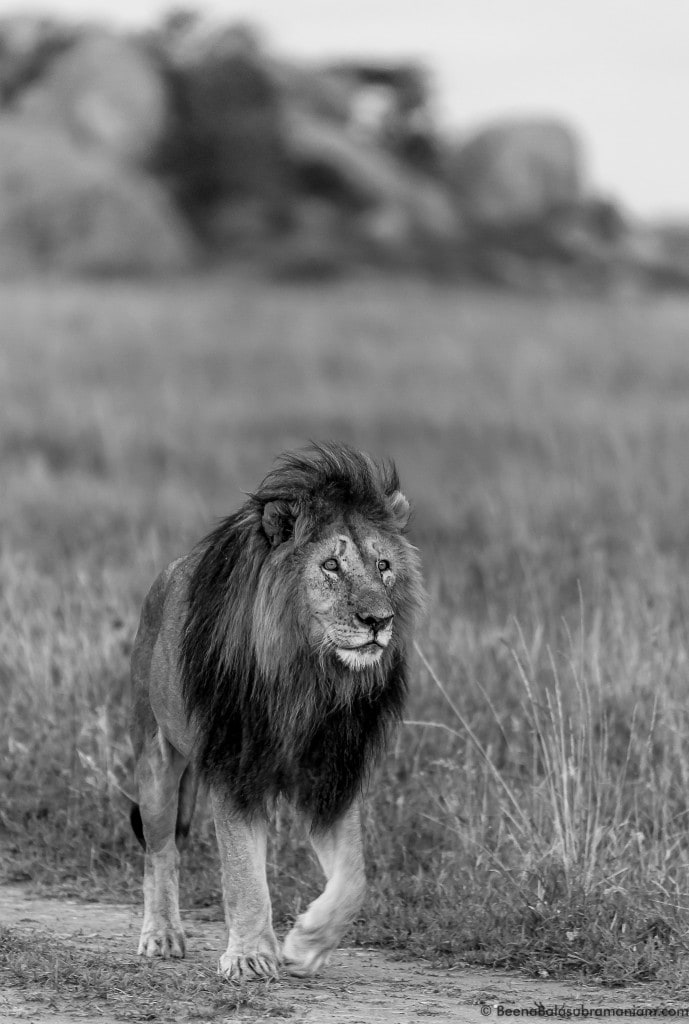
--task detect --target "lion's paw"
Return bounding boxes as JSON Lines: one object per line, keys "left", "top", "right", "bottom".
{"left": 281, "top": 926, "right": 333, "bottom": 978}
{"left": 218, "top": 951, "right": 279, "bottom": 984}
{"left": 138, "top": 923, "right": 186, "bottom": 959}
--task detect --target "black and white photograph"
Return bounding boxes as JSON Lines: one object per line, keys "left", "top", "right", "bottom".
{"left": 1, "top": 2, "right": 689, "bottom": 1021}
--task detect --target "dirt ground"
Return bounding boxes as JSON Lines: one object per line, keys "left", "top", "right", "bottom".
{"left": 0, "top": 885, "right": 684, "bottom": 1023}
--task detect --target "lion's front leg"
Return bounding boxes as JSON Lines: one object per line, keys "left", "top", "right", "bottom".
{"left": 211, "top": 787, "right": 280, "bottom": 983}
{"left": 282, "top": 802, "right": 366, "bottom": 977}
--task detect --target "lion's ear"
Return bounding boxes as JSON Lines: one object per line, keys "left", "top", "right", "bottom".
{"left": 388, "top": 490, "right": 411, "bottom": 529}
{"left": 262, "top": 501, "right": 296, "bottom": 547}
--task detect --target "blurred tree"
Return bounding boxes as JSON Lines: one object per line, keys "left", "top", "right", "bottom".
{"left": 153, "top": 24, "right": 293, "bottom": 244}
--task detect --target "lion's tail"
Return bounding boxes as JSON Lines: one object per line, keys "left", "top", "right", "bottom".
{"left": 129, "top": 765, "right": 200, "bottom": 851}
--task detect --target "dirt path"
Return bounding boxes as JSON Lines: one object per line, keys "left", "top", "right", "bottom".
{"left": 0, "top": 885, "right": 681, "bottom": 1023}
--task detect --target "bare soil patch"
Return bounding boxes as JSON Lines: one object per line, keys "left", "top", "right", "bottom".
{"left": 0, "top": 885, "right": 681, "bottom": 1023}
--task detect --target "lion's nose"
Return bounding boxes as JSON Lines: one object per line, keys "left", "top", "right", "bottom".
{"left": 355, "top": 611, "right": 394, "bottom": 633}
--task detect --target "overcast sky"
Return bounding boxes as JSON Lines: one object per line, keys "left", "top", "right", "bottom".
{"left": 2, "top": 0, "right": 687, "bottom": 219}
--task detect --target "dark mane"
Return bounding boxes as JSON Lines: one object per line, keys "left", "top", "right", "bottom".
{"left": 180, "top": 442, "right": 420, "bottom": 830}
{"left": 254, "top": 441, "right": 402, "bottom": 527}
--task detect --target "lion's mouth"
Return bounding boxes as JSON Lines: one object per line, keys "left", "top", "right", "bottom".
{"left": 334, "top": 641, "right": 387, "bottom": 669}
{"left": 334, "top": 637, "right": 390, "bottom": 670}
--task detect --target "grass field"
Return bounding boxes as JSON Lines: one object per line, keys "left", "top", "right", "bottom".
{"left": 2, "top": 273, "right": 689, "bottom": 986}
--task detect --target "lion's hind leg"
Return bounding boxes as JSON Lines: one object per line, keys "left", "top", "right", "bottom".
{"left": 135, "top": 728, "right": 189, "bottom": 959}
{"left": 282, "top": 802, "right": 366, "bottom": 977}
{"left": 131, "top": 765, "right": 198, "bottom": 852}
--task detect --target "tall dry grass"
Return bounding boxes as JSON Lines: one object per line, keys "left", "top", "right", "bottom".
{"left": 1, "top": 275, "right": 689, "bottom": 981}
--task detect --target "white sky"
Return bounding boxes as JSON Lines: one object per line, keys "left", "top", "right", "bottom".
{"left": 2, "top": 0, "right": 688, "bottom": 218}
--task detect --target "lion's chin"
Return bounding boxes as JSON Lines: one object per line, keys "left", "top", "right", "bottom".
{"left": 335, "top": 645, "right": 385, "bottom": 672}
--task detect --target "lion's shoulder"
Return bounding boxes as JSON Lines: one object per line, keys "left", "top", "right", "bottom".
{"left": 139, "top": 555, "right": 194, "bottom": 627}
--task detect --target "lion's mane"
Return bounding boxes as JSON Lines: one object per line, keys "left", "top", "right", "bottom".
{"left": 180, "top": 442, "right": 423, "bottom": 830}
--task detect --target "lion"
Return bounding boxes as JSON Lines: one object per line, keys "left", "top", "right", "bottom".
{"left": 129, "top": 441, "right": 425, "bottom": 982}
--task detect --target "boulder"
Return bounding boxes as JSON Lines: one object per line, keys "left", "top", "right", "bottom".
{"left": 447, "top": 118, "right": 583, "bottom": 227}
{"left": 0, "top": 117, "right": 194, "bottom": 276}
{"left": 0, "top": 14, "right": 75, "bottom": 102}
{"left": 270, "top": 59, "right": 353, "bottom": 123}
{"left": 16, "top": 31, "right": 168, "bottom": 165}
{"left": 285, "top": 108, "right": 459, "bottom": 251}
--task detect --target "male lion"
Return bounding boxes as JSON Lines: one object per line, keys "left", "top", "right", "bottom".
{"left": 129, "top": 442, "right": 424, "bottom": 981}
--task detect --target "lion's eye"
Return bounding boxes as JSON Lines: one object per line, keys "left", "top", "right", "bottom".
{"left": 377, "top": 559, "right": 391, "bottom": 573}
{"left": 322, "top": 557, "right": 339, "bottom": 573}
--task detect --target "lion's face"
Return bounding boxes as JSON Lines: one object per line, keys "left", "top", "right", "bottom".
{"left": 302, "top": 517, "right": 406, "bottom": 671}
{"left": 251, "top": 452, "right": 424, "bottom": 689}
